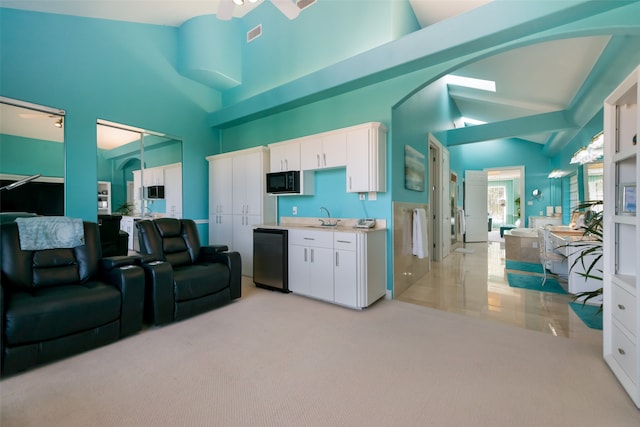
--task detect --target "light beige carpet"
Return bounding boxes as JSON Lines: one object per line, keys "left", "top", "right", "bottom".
{"left": 2, "top": 280, "right": 639, "bottom": 426}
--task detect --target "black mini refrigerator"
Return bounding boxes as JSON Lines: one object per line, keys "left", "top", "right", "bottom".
{"left": 253, "top": 228, "right": 289, "bottom": 292}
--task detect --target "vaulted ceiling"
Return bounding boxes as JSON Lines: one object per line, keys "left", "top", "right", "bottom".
{"left": 2, "top": 0, "right": 639, "bottom": 155}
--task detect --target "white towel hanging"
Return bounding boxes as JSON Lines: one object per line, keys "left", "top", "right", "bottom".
{"left": 412, "top": 208, "right": 428, "bottom": 259}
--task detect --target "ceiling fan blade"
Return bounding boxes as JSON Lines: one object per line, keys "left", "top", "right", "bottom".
{"left": 269, "top": 0, "right": 300, "bottom": 20}
{"left": 217, "top": 0, "right": 235, "bottom": 20}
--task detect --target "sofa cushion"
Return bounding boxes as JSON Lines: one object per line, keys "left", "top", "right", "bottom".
{"left": 4, "top": 280, "right": 121, "bottom": 346}
{"left": 173, "top": 262, "right": 230, "bottom": 302}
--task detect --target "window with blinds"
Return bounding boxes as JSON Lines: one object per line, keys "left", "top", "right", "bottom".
{"left": 569, "top": 173, "right": 579, "bottom": 212}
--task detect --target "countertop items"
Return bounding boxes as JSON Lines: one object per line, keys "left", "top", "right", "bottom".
{"left": 259, "top": 216, "right": 386, "bottom": 232}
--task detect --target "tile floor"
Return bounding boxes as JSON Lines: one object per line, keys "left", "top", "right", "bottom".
{"left": 396, "top": 234, "right": 603, "bottom": 347}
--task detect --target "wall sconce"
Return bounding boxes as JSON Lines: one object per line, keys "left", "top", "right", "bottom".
{"left": 54, "top": 118, "right": 63, "bottom": 128}
{"left": 532, "top": 188, "right": 542, "bottom": 199}
{"left": 570, "top": 131, "right": 604, "bottom": 164}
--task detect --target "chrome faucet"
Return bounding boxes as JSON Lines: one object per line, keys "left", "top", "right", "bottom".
{"left": 319, "top": 207, "right": 338, "bottom": 226}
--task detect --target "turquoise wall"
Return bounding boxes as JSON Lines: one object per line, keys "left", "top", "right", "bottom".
{"left": 0, "top": 8, "right": 220, "bottom": 228}
{"left": 449, "top": 138, "right": 551, "bottom": 227}
{"left": 226, "top": 0, "right": 419, "bottom": 105}
{"left": 0, "top": 135, "right": 64, "bottom": 177}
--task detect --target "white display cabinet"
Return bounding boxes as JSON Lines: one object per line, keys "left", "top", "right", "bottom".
{"left": 602, "top": 65, "right": 639, "bottom": 408}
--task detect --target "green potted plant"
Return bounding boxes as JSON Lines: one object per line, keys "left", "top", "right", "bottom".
{"left": 570, "top": 200, "right": 603, "bottom": 311}
{"left": 115, "top": 201, "right": 134, "bottom": 216}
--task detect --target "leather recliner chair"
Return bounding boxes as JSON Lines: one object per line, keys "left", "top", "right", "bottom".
{"left": 136, "top": 218, "right": 241, "bottom": 325}
{"left": 98, "top": 214, "right": 129, "bottom": 257}
{"left": 0, "top": 220, "right": 145, "bottom": 376}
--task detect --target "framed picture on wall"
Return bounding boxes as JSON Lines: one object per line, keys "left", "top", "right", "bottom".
{"left": 404, "top": 145, "right": 425, "bottom": 192}
{"left": 621, "top": 183, "right": 636, "bottom": 214}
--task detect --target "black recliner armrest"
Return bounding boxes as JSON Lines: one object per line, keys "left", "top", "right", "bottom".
{"left": 201, "top": 245, "right": 229, "bottom": 258}
{"left": 205, "top": 251, "right": 242, "bottom": 300}
{"left": 100, "top": 263, "right": 146, "bottom": 338}
{"left": 100, "top": 255, "right": 139, "bottom": 270}
{"left": 138, "top": 261, "right": 174, "bottom": 325}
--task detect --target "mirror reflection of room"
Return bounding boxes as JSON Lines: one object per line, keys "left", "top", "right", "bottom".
{"left": 97, "top": 120, "right": 183, "bottom": 252}
{"left": 0, "top": 99, "right": 65, "bottom": 218}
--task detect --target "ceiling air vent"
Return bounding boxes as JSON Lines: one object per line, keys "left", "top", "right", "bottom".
{"left": 297, "top": 0, "right": 316, "bottom": 11}
{"left": 247, "top": 24, "right": 262, "bottom": 43}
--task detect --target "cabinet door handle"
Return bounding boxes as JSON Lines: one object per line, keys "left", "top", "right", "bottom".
{"left": 285, "top": 159, "right": 288, "bottom": 170}
{"left": 337, "top": 240, "right": 351, "bottom": 244}
{"left": 336, "top": 252, "right": 339, "bottom": 267}
{"left": 303, "top": 237, "right": 315, "bottom": 241}
{"left": 323, "top": 153, "right": 327, "bottom": 166}
{"left": 304, "top": 248, "right": 307, "bottom": 262}
{"left": 317, "top": 154, "right": 320, "bottom": 167}
{"left": 310, "top": 248, "right": 314, "bottom": 263}
{"left": 617, "top": 304, "right": 626, "bottom": 310}
{"left": 349, "top": 176, "right": 352, "bottom": 190}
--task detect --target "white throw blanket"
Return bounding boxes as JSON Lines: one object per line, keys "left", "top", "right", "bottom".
{"left": 412, "top": 208, "right": 428, "bottom": 259}
{"left": 16, "top": 216, "right": 84, "bottom": 251}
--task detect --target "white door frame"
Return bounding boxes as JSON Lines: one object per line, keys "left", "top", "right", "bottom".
{"left": 484, "top": 166, "right": 525, "bottom": 227}
{"left": 428, "top": 133, "right": 449, "bottom": 261}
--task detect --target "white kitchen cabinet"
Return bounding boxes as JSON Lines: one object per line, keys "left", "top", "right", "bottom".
{"left": 233, "top": 214, "right": 261, "bottom": 276}
{"left": 233, "top": 151, "right": 263, "bottom": 216}
{"left": 346, "top": 122, "right": 387, "bottom": 193}
{"left": 142, "top": 166, "right": 164, "bottom": 186}
{"left": 163, "top": 163, "right": 182, "bottom": 218}
{"left": 133, "top": 170, "right": 142, "bottom": 202}
{"left": 288, "top": 227, "right": 387, "bottom": 309}
{"left": 269, "top": 140, "right": 300, "bottom": 172}
{"left": 602, "top": 65, "right": 639, "bottom": 408}
{"left": 300, "top": 132, "right": 347, "bottom": 170}
{"left": 207, "top": 147, "right": 275, "bottom": 277}
{"left": 288, "top": 229, "right": 334, "bottom": 302}
{"left": 334, "top": 232, "right": 358, "bottom": 307}
{"left": 98, "top": 181, "right": 111, "bottom": 215}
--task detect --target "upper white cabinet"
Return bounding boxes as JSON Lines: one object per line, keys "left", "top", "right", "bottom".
{"left": 300, "top": 132, "right": 347, "bottom": 170}
{"left": 269, "top": 122, "right": 387, "bottom": 193}
{"left": 207, "top": 147, "right": 276, "bottom": 276}
{"left": 142, "top": 166, "right": 164, "bottom": 186}
{"left": 603, "top": 65, "right": 639, "bottom": 408}
{"left": 269, "top": 140, "right": 300, "bottom": 172}
{"left": 346, "top": 122, "right": 387, "bottom": 193}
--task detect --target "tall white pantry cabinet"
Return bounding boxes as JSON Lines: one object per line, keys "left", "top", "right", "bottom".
{"left": 603, "top": 65, "right": 640, "bottom": 408}
{"left": 207, "top": 147, "right": 276, "bottom": 277}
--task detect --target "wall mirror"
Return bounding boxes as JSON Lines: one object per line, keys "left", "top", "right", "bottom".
{"left": 0, "top": 98, "right": 65, "bottom": 216}
{"left": 97, "top": 120, "right": 183, "bottom": 220}
{"left": 584, "top": 161, "right": 603, "bottom": 204}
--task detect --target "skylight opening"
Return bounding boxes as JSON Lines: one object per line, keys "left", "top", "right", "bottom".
{"left": 445, "top": 75, "right": 496, "bottom": 92}
{"left": 461, "top": 117, "right": 487, "bottom": 126}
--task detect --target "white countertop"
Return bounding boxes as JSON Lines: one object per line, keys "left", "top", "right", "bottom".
{"left": 256, "top": 217, "right": 386, "bottom": 233}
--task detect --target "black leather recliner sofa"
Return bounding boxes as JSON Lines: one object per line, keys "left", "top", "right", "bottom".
{"left": 98, "top": 214, "right": 129, "bottom": 257}
{"left": 136, "top": 218, "right": 241, "bottom": 325}
{"left": 0, "top": 220, "right": 145, "bottom": 376}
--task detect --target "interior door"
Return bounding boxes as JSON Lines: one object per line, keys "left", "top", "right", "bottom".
{"left": 464, "top": 170, "right": 488, "bottom": 242}
{"left": 441, "top": 148, "right": 451, "bottom": 257}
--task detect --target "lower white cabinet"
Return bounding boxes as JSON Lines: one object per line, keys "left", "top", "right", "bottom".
{"left": 334, "top": 232, "right": 358, "bottom": 307}
{"left": 288, "top": 229, "right": 334, "bottom": 301}
{"left": 288, "top": 228, "right": 386, "bottom": 309}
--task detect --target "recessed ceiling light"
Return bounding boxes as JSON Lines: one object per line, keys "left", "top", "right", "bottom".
{"left": 445, "top": 75, "right": 496, "bottom": 92}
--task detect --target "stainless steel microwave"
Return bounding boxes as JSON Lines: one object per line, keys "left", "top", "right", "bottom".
{"left": 146, "top": 185, "right": 165, "bottom": 199}
{"left": 266, "top": 171, "right": 300, "bottom": 194}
